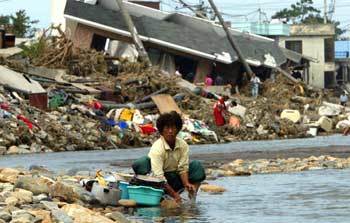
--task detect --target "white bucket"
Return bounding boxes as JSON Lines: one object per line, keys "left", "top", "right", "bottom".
{"left": 307, "top": 127, "right": 318, "bottom": 137}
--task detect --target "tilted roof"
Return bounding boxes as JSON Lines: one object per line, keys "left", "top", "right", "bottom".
{"left": 64, "top": 0, "right": 286, "bottom": 67}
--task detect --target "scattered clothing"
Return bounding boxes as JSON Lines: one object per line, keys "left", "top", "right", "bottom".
{"left": 17, "top": 115, "right": 34, "bottom": 130}
{"left": 119, "top": 108, "right": 135, "bottom": 121}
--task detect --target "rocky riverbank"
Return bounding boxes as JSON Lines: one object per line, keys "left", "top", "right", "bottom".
{"left": 207, "top": 155, "right": 350, "bottom": 179}
{"left": 0, "top": 154, "right": 349, "bottom": 222}
{"left": 0, "top": 167, "right": 139, "bottom": 223}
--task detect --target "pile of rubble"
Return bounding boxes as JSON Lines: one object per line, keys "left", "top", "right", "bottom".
{"left": 0, "top": 30, "right": 349, "bottom": 154}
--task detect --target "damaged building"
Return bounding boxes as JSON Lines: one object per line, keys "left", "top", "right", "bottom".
{"left": 279, "top": 24, "right": 336, "bottom": 89}
{"left": 62, "top": 0, "right": 294, "bottom": 86}
{"left": 335, "top": 40, "right": 350, "bottom": 87}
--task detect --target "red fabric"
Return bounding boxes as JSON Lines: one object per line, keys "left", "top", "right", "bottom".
{"left": 139, "top": 124, "right": 157, "bottom": 135}
{"left": 88, "top": 100, "right": 103, "bottom": 110}
{"left": 0, "top": 103, "right": 9, "bottom": 111}
{"left": 213, "top": 99, "right": 226, "bottom": 126}
{"left": 17, "top": 115, "right": 33, "bottom": 129}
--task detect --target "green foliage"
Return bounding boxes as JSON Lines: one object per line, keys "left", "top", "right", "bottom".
{"left": 19, "top": 38, "right": 46, "bottom": 60}
{"left": 10, "top": 10, "right": 39, "bottom": 38}
{"left": 0, "top": 15, "right": 10, "bottom": 26}
{"left": 0, "top": 10, "right": 38, "bottom": 37}
{"left": 272, "top": 0, "right": 320, "bottom": 23}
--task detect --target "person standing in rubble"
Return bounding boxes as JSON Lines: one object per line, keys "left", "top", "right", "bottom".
{"left": 213, "top": 96, "right": 228, "bottom": 126}
{"left": 250, "top": 73, "right": 261, "bottom": 98}
{"left": 205, "top": 74, "right": 213, "bottom": 88}
{"left": 340, "top": 91, "right": 348, "bottom": 106}
{"left": 132, "top": 111, "right": 206, "bottom": 203}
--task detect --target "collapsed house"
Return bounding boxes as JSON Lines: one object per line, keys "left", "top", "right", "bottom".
{"left": 63, "top": 0, "right": 308, "bottom": 86}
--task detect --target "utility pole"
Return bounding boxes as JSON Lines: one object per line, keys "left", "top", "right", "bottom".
{"left": 207, "top": 0, "right": 253, "bottom": 76}
{"left": 324, "top": 0, "right": 327, "bottom": 24}
{"left": 116, "top": 0, "right": 151, "bottom": 66}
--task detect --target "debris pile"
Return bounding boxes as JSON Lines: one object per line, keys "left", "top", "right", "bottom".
{"left": 0, "top": 30, "right": 348, "bottom": 154}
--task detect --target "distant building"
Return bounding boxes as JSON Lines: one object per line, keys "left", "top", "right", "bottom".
{"left": 335, "top": 40, "right": 350, "bottom": 86}
{"left": 279, "top": 24, "right": 336, "bottom": 88}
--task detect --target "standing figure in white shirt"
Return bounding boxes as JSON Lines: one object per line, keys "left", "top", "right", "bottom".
{"left": 250, "top": 73, "right": 261, "bottom": 98}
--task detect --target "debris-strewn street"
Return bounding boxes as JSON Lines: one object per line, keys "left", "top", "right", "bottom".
{"left": 0, "top": 27, "right": 348, "bottom": 155}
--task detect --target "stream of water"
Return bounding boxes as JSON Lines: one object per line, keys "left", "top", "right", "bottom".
{"left": 131, "top": 169, "right": 350, "bottom": 223}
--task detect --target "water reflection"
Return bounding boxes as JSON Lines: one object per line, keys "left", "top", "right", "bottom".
{"left": 134, "top": 202, "right": 203, "bottom": 222}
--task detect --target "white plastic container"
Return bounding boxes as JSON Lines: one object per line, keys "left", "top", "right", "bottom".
{"left": 91, "top": 182, "right": 121, "bottom": 206}
{"left": 307, "top": 127, "right": 318, "bottom": 137}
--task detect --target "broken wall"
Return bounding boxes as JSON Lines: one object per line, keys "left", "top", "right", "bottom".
{"left": 71, "top": 23, "right": 133, "bottom": 50}
{"left": 279, "top": 36, "right": 336, "bottom": 88}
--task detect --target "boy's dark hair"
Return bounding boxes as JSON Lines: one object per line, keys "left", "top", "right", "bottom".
{"left": 156, "top": 111, "right": 183, "bottom": 133}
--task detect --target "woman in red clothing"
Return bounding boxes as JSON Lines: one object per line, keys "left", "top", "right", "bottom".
{"left": 213, "top": 97, "right": 227, "bottom": 126}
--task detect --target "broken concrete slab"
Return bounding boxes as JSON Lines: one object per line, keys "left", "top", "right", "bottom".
{"left": 228, "top": 104, "right": 246, "bottom": 119}
{"left": 0, "top": 65, "right": 46, "bottom": 94}
{"left": 318, "top": 101, "right": 343, "bottom": 116}
{"left": 280, "top": 110, "right": 301, "bottom": 123}
{"left": 21, "top": 65, "right": 66, "bottom": 81}
{"left": 317, "top": 116, "right": 333, "bottom": 132}
{"left": 0, "top": 47, "right": 22, "bottom": 58}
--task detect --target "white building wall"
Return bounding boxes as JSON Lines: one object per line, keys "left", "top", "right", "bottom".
{"left": 279, "top": 36, "right": 335, "bottom": 88}
{"left": 51, "top": 0, "right": 68, "bottom": 31}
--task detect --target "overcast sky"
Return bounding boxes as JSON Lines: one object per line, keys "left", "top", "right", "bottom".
{"left": 0, "top": 0, "right": 349, "bottom": 36}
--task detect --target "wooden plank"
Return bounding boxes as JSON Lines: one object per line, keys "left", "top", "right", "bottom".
{"left": 71, "top": 83, "right": 101, "bottom": 94}
{"left": 151, "top": 94, "right": 182, "bottom": 114}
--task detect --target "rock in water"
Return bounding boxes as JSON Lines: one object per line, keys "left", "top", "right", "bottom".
{"left": 118, "top": 199, "right": 137, "bottom": 207}
{"left": 200, "top": 184, "right": 226, "bottom": 193}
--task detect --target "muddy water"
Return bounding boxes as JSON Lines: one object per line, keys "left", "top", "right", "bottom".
{"left": 131, "top": 169, "right": 350, "bottom": 223}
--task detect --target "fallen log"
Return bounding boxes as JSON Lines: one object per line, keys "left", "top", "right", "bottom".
{"left": 275, "top": 67, "right": 299, "bottom": 84}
